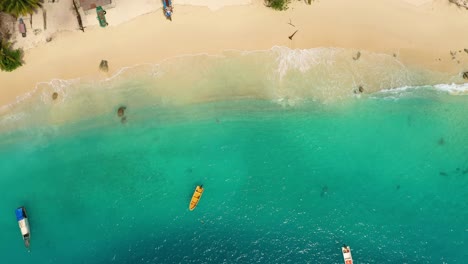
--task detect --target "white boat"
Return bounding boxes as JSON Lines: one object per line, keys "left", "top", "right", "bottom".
{"left": 16, "top": 207, "right": 30, "bottom": 250}
{"left": 342, "top": 244, "right": 353, "bottom": 264}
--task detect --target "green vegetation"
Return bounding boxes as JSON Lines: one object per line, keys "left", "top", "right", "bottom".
{"left": 265, "top": 0, "right": 290, "bottom": 11}
{"left": 0, "top": 40, "right": 23, "bottom": 72}
{"left": 0, "top": 0, "right": 42, "bottom": 17}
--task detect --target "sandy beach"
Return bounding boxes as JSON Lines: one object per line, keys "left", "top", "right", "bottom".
{"left": 1, "top": 0, "right": 468, "bottom": 108}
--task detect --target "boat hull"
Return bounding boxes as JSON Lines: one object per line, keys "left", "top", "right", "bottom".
{"left": 16, "top": 207, "right": 30, "bottom": 249}
{"left": 162, "top": 0, "right": 173, "bottom": 20}
{"left": 189, "top": 185, "right": 204, "bottom": 210}
{"left": 342, "top": 246, "right": 353, "bottom": 264}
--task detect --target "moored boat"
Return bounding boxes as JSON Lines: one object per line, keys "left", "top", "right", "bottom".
{"left": 342, "top": 244, "right": 353, "bottom": 264}
{"left": 189, "top": 185, "right": 204, "bottom": 211}
{"left": 16, "top": 207, "right": 30, "bottom": 250}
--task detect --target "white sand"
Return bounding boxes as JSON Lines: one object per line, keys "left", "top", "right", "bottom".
{"left": 12, "top": 0, "right": 253, "bottom": 50}
{"left": 403, "top": 0, "right": 432, "bottom": 6}
{"left": 1, "top": 0, "right": 468, "bottom": 107}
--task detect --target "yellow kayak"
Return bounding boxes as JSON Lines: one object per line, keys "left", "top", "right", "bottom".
{"left": 189, "top": 185, "right": 204, "bottom": 211}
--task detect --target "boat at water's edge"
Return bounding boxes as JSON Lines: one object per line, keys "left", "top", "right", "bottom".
{"left": 189, "top": 185, "right": 204, "bottom": 211}
{"left": 16, "top": 207, "right": 30, "bottom": 250}
{"left": 162, "top": 0, "right": 173, "bottom": 21}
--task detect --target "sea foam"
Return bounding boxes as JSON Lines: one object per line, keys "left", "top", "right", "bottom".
{"left": 0, "top": 47, "right": 465, "bottom": 131}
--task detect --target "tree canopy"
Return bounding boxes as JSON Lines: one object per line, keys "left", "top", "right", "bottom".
{"left": 0, "top": 0, "right": 42, "bottom": 17}
{"left": 265, "top": 0, "right": 290, "bottom": 11}
{"left": 0, "top": 40, "right": 23, "bottom": 72}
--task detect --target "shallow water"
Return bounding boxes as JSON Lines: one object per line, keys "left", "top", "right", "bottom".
{"left": 0, "top": 47, "right": 462, "bottom": 132}
{"left": 0, "top": 48, "right": 467, "bottom": 263}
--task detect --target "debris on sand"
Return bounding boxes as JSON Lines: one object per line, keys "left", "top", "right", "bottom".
{"left": 99, "top": 60, "right": 109, "bottom": 72}
{"left": 288, "top": 30, "right": 298, "bottom": 40}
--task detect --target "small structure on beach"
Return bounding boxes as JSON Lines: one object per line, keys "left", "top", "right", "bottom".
{"left": 79, "top": 0, "right": 112, "bottom": 12}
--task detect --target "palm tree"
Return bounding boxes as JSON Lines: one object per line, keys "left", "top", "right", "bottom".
{"left": 0, "top": 0, "right": 42, "bottom": 18}
{"left": 0, "top": 40, "right": 23, "bottom": 72}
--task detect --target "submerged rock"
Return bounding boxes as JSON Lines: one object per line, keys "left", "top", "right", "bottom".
{"left": 117, "top": 106, "right": 126, "bottom": 117}
{"left": 463, "top": 71, "right": 468, "bottom": 80}
{"left": 464, "top": 49, "right": 468, "bottom": 54}
{"left": 52, "top": 92, "right": 58, "bottom": 100}
{"left": 438, "top": 137, "right": 445, "bottom": 145}
{"left": 353, "top": 51, "right": 361, "bottom": 61}
{"left": 320, "top": 185, "right": 328, "bottom": 197}
{"left": 354, "top": 86, "right": 364, "bottom": 94}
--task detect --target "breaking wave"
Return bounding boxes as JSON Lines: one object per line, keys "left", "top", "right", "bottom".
{"left": 0, "top": 46, "right": 466, "bottom": 131}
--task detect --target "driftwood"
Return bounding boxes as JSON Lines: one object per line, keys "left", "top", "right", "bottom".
{"left": 72, "top": 0, "right": 85, "bottom": 32}
{"left": 43, "top": 9, "right": 47, "bottom": 30}
{"left": 288, "top": 30, "right": 298, "bottom": 40}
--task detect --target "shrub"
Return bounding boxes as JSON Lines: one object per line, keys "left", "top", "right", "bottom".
{"left": 265, "top": 0, "right": 290, "bottom": 11}
{"left": 0, "top": 40, "right": 23, "bottom": 72}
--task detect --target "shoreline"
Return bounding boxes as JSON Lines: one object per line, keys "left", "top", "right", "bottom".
{"left": 1, "top": 0, "right": 468, "bottom": 108}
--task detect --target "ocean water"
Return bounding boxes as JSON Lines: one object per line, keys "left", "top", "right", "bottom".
{"left": 0, "top": 48, "right": 467, "bottom": 263}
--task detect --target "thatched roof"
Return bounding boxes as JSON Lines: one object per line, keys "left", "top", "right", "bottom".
{"left": 78, "top": 0, "right": 112, "bottom": 12}
{"left": 0, "top": 12, "right": 16, "bottom": 40}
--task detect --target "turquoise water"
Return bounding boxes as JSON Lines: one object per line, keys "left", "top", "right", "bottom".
{"left": 0, "top": 87, "right": 467, "bottom": 263}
